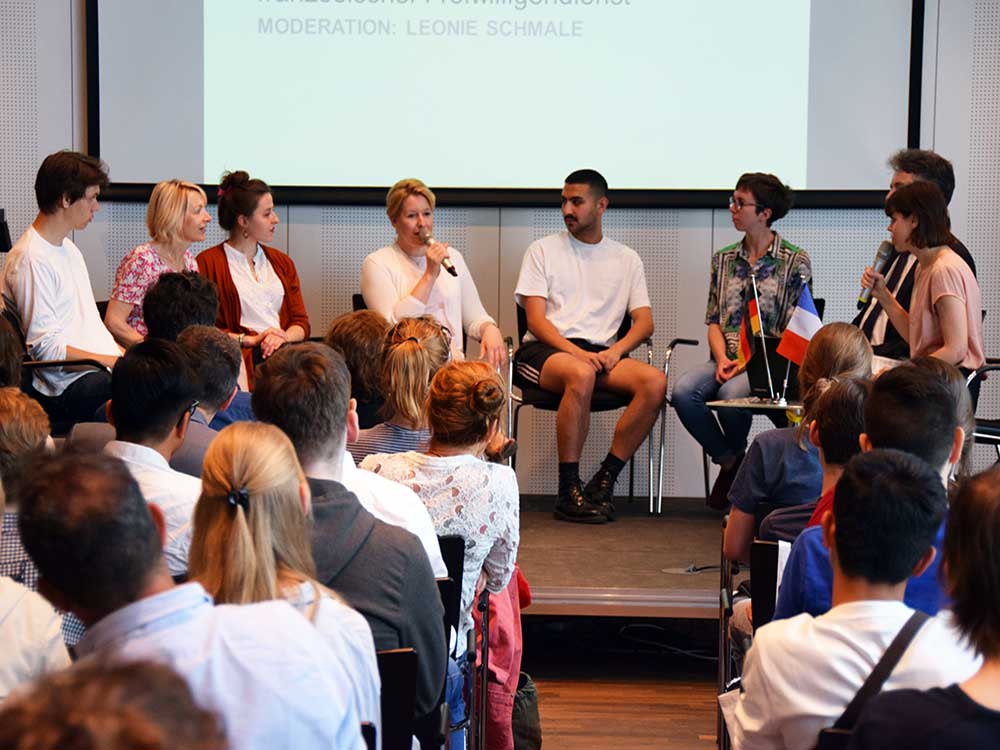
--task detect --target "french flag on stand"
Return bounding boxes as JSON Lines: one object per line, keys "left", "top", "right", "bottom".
{"left": 777, "top": 285, "right": 823, "bottom": 366}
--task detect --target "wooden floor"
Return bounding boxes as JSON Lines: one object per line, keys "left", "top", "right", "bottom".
{"left": 521, "top": 618, "right": 719, "bottom": 749}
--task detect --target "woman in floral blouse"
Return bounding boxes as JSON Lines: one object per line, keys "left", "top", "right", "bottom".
{"left": 104, "top": 180, "right": 210, "bottom": 347}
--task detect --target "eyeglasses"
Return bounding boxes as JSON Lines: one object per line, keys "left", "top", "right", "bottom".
{"left": 728, "top": 195, "right": 760, "bottom": 211}
{"left": 188, "top": 400, "right": 200, "bottom": 417}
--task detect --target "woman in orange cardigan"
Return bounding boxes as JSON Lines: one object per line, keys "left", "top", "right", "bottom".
{"left": 196, "top": 171, "right": 309, "bottom": 388}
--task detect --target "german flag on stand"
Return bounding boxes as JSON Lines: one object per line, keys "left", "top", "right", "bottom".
{"left": 735, "top": 296, "right": 762, "bottom": 369}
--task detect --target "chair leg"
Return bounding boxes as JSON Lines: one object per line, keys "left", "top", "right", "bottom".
{"left": 511, "top": 404, "right": 523, "bottom": 473}
{"left": 703, "top": 449, "right": 711, "bottom": 499}
{"left": 628, "top": 454, "right": 635, "bottom": 501}
{"left": 647, "top": 414, "right": 655, "bottom": 516}
{"left": 656, "top": 402, "right": 668, "bottom": 515}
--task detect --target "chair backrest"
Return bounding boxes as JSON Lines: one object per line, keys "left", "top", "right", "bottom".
{"left": 814, "top": 297, "right": 826, "bottom": 322}
{"left": 749, "top": 540, "right": 779, "bottom": 632}
{"left": 353, "top": 293, "right": 367, "bottom": 312}
{"left": 515, "top": 303, "right": 631, "bottom": 347}
{"left": 437, "top": 535, "right": 465, "bottom": 647}
{"left": 361, "top": 722, "right": 376, "bottom": 750}
{"left": 376, "top": 648, "right": 418, "bottom": 750}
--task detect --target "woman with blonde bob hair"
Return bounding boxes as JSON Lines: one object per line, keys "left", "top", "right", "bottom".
{"left": 360, "top": 178, "right": 506, "bottom": 367}
{"left": 104, "top": 179, "right": 211, "bottom": 347}
{"left": 188, "top": 421, "right": 380, "bottom": 732}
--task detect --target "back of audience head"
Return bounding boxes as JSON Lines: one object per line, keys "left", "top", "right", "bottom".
{"left": 907, "top": 355, "right": 975, "bottom": 474}
{"left": 146, "top": 179, "right": 209, "bottom": 246}
{"left": 796, "top": 322, "right": 872, "bottom": 442}
{"left": 176, "top": 325, "right": 240, "bottom": 413}
{"left": 110, "top": 339, "right": 200, "bottom": 446}
{"left": 217, "top": 171, "right": 271, "bottom": 232}
{"left": 863, "top": 362, "right": 962, "bottom": 471}
{"left": 946, "top": 468, "right": 1000, "bottom": 659}
{"left": 0, "top": 316, "right": 22, "bottom": 388}
{"left": 253, "top": 342, "right": 351, "bottom": 466}
{"left": 382, "top": 316, "right": 452, "bottom": 426}
{"left": 191, "top": 422, "right": 314, "bottom": 605}
{"left": 324, "top": 309, "right": 390, "bottom": 404}
{"left": 809, "top": 377, "right": 870, "bottom": 467}
{"left": 0, "top": 659, "right": 228, "bottom": 750}
{"left": 735, "top": 172, "right": 793, "bottom": 225}
{"left": 16, "top": 449, "right": 164, "bottom": 621}
{"left": 428, "top": 361, "right": 505, "bottom": 448}
{"left": 143, "top": 271, "right": 219, "bottom": 341}
{"left": 34, "top": 150, "right": 109, "bottom": 215}
{"left": 0, "top": 388, "right": 49, "bottom": 502}
{"left": 831, "top": 449, "right": 946, "bottom": 584}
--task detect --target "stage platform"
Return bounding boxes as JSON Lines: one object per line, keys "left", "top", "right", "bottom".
{"left": 516, "top": 496, "right": 726, "bottom": 620}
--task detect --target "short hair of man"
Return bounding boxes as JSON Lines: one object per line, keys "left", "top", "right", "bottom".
{"left": 0, "top": 387, "right": 50, "bottom": 498}
{"left": 0, "top": 316, "right": 22, "bottom": 388}
{"left": 864, "top": 362, "right": 960, "bottom": 469}
{"left": 833, "top": 449, "right": 946, "bottom": 584}
{"left": 564, "top": 169, "right": 608, "bottom": 200}
{"left": 888, "top": 148, "right": 956, "bottom": 204}
{"left": 143, "top": 271, "right": 219, "bottom": 341}
{"left": 34, "top": 150, "right": 109, "bottom": 215}
{"left": 735, "top": 172, "right": 793, "bottom": 225}
{"left": 324, "top": 309, "right": 390, "bottom": 403}
{"left": 884, "top": 180, "right": 952, "bottom": 249}
{"left": 252, "top": 342, "right": 351, "bottom": 465}
{"left": 945, "top": 467, "right": 1000, "bottom": 659}
{"left": 0, "top": 659, "right": 227, "bottom": 750}
{"left": 908, "top": 356, "right": 974, "bottom": 474}
{"left": 110, "top": 339, "right": 200, "bottom": 445}
{"left": 176, "top": 325, "right": 240, "bottom": 411}
{"left": 812, "top": 377, "right": 870, "bottom": 466}
{"left": 16, "top": 449, "right": 162, "bottom": 614}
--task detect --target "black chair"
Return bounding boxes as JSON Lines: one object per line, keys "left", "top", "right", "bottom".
{"left": 436, "top": 535, "right": 474, "bottom": 742}
{"left": 376, "top": 648, "right": 419, "bottom": 750}
{"left": 509, "top": 304, "right": 664, "bottom": 509}
{"left": 361, "top": 723, "right": 376, "bottom": 750}
{"left": 968, "top": 358, "right": 1000, "bottom": 461}
{"left": 749, "top": 540, "right": 780, "bottom": 632}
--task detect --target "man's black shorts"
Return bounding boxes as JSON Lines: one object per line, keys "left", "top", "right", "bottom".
{"left": 513, "top": 339, "right": 608, "bottom": 389}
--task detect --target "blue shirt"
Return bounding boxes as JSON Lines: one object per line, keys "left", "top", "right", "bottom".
{"left": 773, "top": 521, "right": 948, "bottom": 621}
{"left": 728, "top": 427, "right": 822, "bottom": 514}
{"left": 76, "top": 583, "right": 365, "bottom": 750}
{"left": 209, "top": 390, "right": 255, "bottom": 430}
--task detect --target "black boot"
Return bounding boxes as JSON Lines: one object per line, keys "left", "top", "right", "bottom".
{"left": 583, "top": 467, "right": 618, "bottom": 520}
{"left": 554, "top": 482, "right": 608, "bottom": 524}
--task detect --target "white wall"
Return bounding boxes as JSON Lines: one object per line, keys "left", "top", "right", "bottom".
{"left": 2, "top": 0, "right": 998, "bottom": 497}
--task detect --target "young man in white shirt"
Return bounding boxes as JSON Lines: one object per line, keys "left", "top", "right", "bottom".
{"left": 1, "top": 151, "right": 121, "bottom": 430}
{"left": 103, "top": 339, "right": 202, "bottom": 578}
{"left": 514, "top": 169, "right": 667, "bottom": 523}
{"left": 724, "top": 449, "right": 980, "bottom": 750}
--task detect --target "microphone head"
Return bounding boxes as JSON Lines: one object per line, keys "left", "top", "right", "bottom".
{"left": 418, "top": 227, "right": 433, "bottom": 245}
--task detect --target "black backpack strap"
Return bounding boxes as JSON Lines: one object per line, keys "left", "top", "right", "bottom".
{"left": 832, "top": 610, "right": 930, "bottom": 730}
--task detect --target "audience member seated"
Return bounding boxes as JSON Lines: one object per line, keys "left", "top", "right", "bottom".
{"left": 0, "top": 481, "right": 69, "bottom": 701}
{"left": 724, "top": 322, "right": 873, "bottom": 562}
{"left": 361, "top": 177, "right": 505, "bottom": 367}
{"left": 0, "top": 660, "right": 227, "bottom": 750}
{"left": 774, "top": 361, "right": 966, "bottom": 620}
{"left": 362, "top": 360, "right": 521, "bottom": 747}
{"left": 347, "top": 316, "right": 447, "bottom": 465}
{"left": 189, "top": 421, "right": 380, "bottom": 736}
{"left": 0, "top": 388, "right": 85, "bottom": 648}
{"left": 862, "top": 181, "right": 985, "bottom": 374}
{"left": 723, "top": 450, "right": 980, "bottom": 750}
{"left": 103, "top": 179, "right": 209, "bottom": 348}
{"left": 672, "top": 172, "right": 811, "bottom": 509}
{"left": 251, "top": 342, "right": 447, "bottom": 723}
{"left": 142, "top": 271, "right": 254, "bottom": 428}
{"left": 0, "top": 151, "right": 121, "bottom": 430}
{"left": 759, "top": 378, "right": 871, "bottom": 543}
{"left": 0, "top": 317, "right": 21, "bottom": 388}
{"left": 849, "top": 467, "right": 1000, "bottom": 748}
{"left": 102, "top": 339, "right": 202, "bottom": 578}
{"left": 197, "top": 171, "right": 310, "bottom": 388}
{"left": 16, "top": 449, "right": 365, "bottom": 750}
{"left": 324, "top": 309, "right": 390, "bottom": 429}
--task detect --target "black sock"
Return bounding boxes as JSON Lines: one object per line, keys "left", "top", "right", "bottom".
{"left": 558, "top": 462, "right": 581, "bottom": 493}
{"left": 599, "top": 453, "right": 627, "bottom": 481}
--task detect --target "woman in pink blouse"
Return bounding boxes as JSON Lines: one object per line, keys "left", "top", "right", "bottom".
{"left": 863, "top": 180, "right": 984, "bottom": 374}
{"left": 104, "top": 180, "right": 210, "bottom": 347}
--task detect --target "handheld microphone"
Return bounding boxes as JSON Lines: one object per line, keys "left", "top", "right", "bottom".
{"left": 418, "top": 228, "right": 458, "bottom": 277}
{"left": 857, "top": 241, "right": 894, "bottom": 309}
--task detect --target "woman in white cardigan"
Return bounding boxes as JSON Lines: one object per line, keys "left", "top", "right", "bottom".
{"left": 360, "top": 178, "right": 507, "bottom": 368}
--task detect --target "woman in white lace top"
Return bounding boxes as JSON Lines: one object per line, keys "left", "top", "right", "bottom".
{"left": 361, "top": 360, "right": 520, "bottom": 645}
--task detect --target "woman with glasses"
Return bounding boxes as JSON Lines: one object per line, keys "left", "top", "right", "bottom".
{"left": 672, "top": 173, "right": 812, "bottom": 509}
{"left": 360, "top": 178, "right": 506, "bottom": 368}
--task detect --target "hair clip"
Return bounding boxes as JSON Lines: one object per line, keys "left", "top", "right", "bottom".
{"left": 217, "top": 186, "right": 228, "bottom": 199}
{"left": 407, "top": 336, "right": 420, "bottom": 343}
{"left": 226, "top": 487, "right": 250, "bottom": 512}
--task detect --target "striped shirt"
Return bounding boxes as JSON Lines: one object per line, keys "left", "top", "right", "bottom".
{"left": 347, "top": 422, "right": 430, "bottom": 466}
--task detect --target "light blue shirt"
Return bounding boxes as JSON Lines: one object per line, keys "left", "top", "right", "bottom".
{"left": 76, "top": 583, "right": 365, "bottom": 750}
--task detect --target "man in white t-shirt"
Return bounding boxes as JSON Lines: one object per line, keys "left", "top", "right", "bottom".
{"left": 723, "top": 449, "right": 980, "bottom": 750}
{"left": 513, "top": 170, "right": 667, "bottom": 523}
{"left": 1, "top": 151, "right": 121, "bottom": 431}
